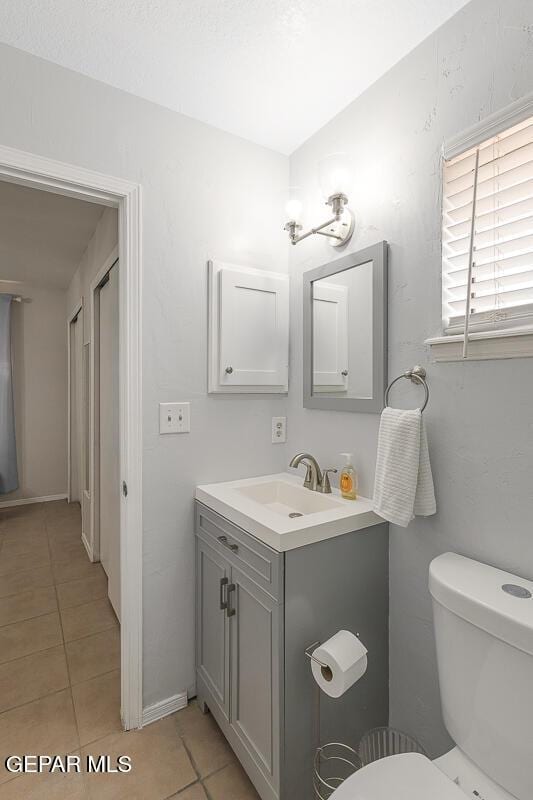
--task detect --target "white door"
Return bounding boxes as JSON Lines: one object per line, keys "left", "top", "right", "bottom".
{"left": 219, "top": 267, "right": 289, "bottom": 387}
{"left": 99, "top": 262, "right": 120, "bottom": 620}
{"left": 69, "top": 311, "right": 83, "bottom": 503}
{"left": 313, "top": 282, "right": 348, "bottom": 392}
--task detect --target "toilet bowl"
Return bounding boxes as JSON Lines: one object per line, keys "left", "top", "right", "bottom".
{"left": 330, "top": 552, "right": 533, "bottom": 800}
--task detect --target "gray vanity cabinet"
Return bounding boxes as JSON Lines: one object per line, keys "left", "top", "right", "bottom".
{"left": 195, "top": 501, "right": 389, "bottom": 800}
{"left": 195, "top": 503, "right": 283, "bottom": 800}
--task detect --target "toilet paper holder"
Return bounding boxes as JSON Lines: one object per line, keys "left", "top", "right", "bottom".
{"left": 305, "top": 641, "right": 334, "bottom": 683}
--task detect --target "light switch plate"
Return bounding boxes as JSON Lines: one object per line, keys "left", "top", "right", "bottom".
{"left": 159, "top": 402, "right": 190, "bottom": 434}
{"left": 271, "top": 416, "right": 287, "bottom": 444}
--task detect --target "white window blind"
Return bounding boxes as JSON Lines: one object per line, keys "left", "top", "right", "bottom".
{"left": 442, "top": 114, "right": 533, "bottom": 334}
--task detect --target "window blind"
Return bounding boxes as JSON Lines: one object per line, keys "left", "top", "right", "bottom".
{"left": 442, "top": 115, "right": 533, "bottom": 333}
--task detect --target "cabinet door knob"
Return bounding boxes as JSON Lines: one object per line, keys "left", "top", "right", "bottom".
{"left": 225, "top": 366, "right": 233, "bottom": 374}
{"left": 341, "top": 370, "right": 348, "bottom": 377}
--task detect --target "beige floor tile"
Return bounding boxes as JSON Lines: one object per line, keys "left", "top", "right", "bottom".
{"left": 0, "top": 586, "right": 57, "bottom": 627}
{"left": 53, "top": 558, "right": 103, "bottom": 586}
{"left": 0, "top": 613, "right": 63, "bottom": 664}
{"left": 0, "top": 549, "right": 50, "bottom": 577}
{"left": 66, "top": 628, "right": 120, "bottom": 685}
{"left": 56, "top": 572, "right": 108, "bottom": 610}
{"left": 44, "top": 500, "right": 80, "bottom": 518}
{"left": 47, "top": 522, "right": 82, "bottom": 539}
{"left": 0, "top": 646, "right": 69, "bottom": 713}
{"left": 49, "top": 540, "right": 87, "bottom": 563}
{"left": 0, "top": 537, "right": 48, "bottom": 560}
{"left": 0, "top": 690, "right": 79, "bottom": 784}
{"left": 169, "top": 783, "right": 207, "bottom": 800}
{"left": 0, "top": 565, "right": 54, "bottom": 599}
{"left": 45, "top": 515, "right": 81, "bottom": 531}
{"left": 82, "top": 716, "right": 196, "bottom": 800}
{"left": 61, "top": 598, "right": 118, "bottom": 643}
{"left": 203, "top": 762, "right": 260, "bottom": 800}
{"left": 0, "top": 760, "right": 89, "bottom": 799}
{"left": 175, "top": 702, "right": 235, "bottom": 778}
{"left": 0, "top": 505, "right": 44, "bottom": 522}
{"left": 2, "top": 521, "right": 47, "bottom": 539}
{"left": 72, "top": 670, "right": 121, "bottom": 746}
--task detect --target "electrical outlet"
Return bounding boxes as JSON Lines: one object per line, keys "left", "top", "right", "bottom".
{"left": 271, "top": 416, "right": 287, "bottom": 444}
{"left": 159, "top": 402, "right": 190, "bottom": 434}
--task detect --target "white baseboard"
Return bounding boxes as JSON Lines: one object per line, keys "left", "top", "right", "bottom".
{"left": 0, "top": 493, "right": 68, "bottom": 509}
{"left": 142, "top": 691, "right": 188, "bottom": 727}
{"left": 81, "top": 532, "right": 94, "bottom": 562}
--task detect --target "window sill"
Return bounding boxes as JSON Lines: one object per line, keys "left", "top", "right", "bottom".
{"left": 426, "top": 326, "right": 533, "bottom": 362}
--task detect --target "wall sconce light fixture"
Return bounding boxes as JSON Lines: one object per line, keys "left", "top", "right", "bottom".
{"left": 284, "top": 153, "right": 355, "bottom": 248}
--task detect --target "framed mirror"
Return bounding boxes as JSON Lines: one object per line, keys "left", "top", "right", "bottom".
{"left": 303, "top": 241, "right": 388, "bottom": 413}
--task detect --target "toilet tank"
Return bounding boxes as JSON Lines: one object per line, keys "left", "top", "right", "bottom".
{"left": 429, "top": 553, "right": 533, "bottom": 800}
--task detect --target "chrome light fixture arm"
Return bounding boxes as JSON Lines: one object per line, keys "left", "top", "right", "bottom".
{"left": 284, "top": 193, "right": 354, "bottom": 248}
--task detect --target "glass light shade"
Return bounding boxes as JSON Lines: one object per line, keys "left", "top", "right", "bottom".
{"left": 285, "top": 187, "right": 304, "bottom": 222}
{"left": 318, "top": 152, "right": 353, "bottom": 199}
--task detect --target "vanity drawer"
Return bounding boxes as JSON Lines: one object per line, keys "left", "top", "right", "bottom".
{"left": 195, "top": 502, "right": 282, "bottom": 602}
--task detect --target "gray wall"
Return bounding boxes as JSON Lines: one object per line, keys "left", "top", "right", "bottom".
{"left": 0, "top": 43, "right": 289, "bottom": 709}
{"left": 0, "top": 280, "right": 68, "bottom": 502}
{"left": 287, "top": 0, "right": 533, "bottom": 755}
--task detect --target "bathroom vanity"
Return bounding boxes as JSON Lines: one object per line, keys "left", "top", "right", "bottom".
{"left": 195, "top": 473, "right": 389, "bottom": 800}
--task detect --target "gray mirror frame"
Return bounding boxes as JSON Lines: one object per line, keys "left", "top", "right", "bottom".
{"left": 303, "top": 241, "right": 388, "bottom": 413}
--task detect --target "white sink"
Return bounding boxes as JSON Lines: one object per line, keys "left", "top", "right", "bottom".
{"left": 236, "top": 479, "right": 344, "bottom": 517}
{"left": 195, "top": 472, "right": 383, "bottom": 552}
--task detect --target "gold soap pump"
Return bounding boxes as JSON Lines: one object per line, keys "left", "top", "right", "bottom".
{"left": 339, "top": 453, "right": 357, "bottom": 500}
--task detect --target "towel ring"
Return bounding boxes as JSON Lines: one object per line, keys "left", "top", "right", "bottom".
{"left": 385, "top": 366, "right": 429, "bottom": 412}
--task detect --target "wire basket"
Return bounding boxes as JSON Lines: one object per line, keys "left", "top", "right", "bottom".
{"left": 358, "top": 726, "right": 427, "bottom": 766}
{"left": 313, "top": 742, "right": 363, "bottom": 800}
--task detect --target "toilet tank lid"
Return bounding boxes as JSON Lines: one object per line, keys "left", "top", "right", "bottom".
{"left": 429, "top": 553, "right": 533, "bottom": 656}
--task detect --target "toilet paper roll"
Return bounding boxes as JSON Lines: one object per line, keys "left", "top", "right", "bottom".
{"left": 311, "top": 630, "right": 367, "bottom": 698}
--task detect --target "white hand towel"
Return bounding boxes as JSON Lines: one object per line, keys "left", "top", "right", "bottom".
{"left": 373, "top": 407, "right": 436, "bottom": 528}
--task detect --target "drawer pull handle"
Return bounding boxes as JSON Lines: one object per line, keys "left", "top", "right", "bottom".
{"left": 219, "top": 577, "right": 228, "bottom": 610}
{"left": 226, "top": 583, "right": 236, "bottom": 617}
{"left": 217, "top": 535, "right": 238, "bottom": 553}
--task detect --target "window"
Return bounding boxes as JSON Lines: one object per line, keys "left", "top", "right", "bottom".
{"left": 442, "top": 114, "right": 533, "bottom": 336}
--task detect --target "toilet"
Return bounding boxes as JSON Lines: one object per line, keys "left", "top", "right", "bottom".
{"left": 331, "top": 552, "right": 533, "bottom": 799}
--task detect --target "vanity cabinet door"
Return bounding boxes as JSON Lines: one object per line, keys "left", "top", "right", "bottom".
{"left": 229, "top": 563, "right": 281, "bottom": 794}
{"left": 196, "top": 538, "right": 231, "bottom": 721}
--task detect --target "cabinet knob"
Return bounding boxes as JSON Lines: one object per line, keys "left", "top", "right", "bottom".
{"left": 341, "top": 370, "right": 348, "bottom": 377}
{"left": 225, "top": 366, "right": 233, "bottom": 374}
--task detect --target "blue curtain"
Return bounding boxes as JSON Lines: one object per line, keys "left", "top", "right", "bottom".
{"left": 0, "top": 294, "right": 18, "bottom": 494}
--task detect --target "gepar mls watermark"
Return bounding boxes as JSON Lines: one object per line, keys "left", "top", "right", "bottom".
{"left": 5, "top": 755, "right": 132, "bottom": 774}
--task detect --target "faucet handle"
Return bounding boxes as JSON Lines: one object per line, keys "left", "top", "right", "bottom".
{"left": 321, "top": 468, "right": 337, "bottom": 494}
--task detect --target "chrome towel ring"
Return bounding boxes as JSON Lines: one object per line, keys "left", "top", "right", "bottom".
{"left": 384, "top": 365, "right": 429, "bottom": 412}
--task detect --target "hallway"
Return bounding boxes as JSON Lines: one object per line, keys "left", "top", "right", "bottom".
{"left": 0, "top": 500, "right": 258, "bottom": 799}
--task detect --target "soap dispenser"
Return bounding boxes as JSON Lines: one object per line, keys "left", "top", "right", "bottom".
{"left": 339, "top": 453, "right": 357, "bottom": 500}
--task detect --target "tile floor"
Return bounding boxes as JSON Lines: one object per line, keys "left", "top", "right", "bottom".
{"left": 0, "top": 500, "right": 259, "bottom": 799}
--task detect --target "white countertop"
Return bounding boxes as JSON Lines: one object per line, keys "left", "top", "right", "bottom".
{"left": 195, "top": 472, "right": 384, "bottom": 552}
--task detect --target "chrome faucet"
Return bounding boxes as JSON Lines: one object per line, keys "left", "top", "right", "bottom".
{"left": 289, "top": 453, "right": 337, "bottom": 494}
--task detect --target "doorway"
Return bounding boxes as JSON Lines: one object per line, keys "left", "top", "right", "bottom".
{"left": 0, "top": 144, "right": 143, "bottom": 729}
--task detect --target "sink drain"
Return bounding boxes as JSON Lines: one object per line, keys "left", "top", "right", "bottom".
{"left": 288, "top": 512, "right": 303, "bottom": 518}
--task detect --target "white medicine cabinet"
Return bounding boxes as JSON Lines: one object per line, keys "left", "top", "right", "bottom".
{"left": 208, "top": 260, "right": 289, "bottom": 393}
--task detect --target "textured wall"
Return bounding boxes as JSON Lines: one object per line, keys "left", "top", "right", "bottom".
{"left": 288, "top": 0, "right": 533, "bottom": 755}
{"left": 0, "top": 43, "right": 289, "bottom": 709}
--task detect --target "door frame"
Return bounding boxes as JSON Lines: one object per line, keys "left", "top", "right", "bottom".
{"left": 0, "top": 144, "right": 143, "bottom": 730}
{"left": 89, "top": 247, "right": 119, "bottom": 563}
{"left": 67, "top": 298, "right": 83, "bottom": 504}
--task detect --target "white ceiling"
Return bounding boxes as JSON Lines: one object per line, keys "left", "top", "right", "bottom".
{"left": 0, "top": 181, "right": 105, "bottom": 289}
{"left": 0, "top": 0, "right": 471, "bottom": 154}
